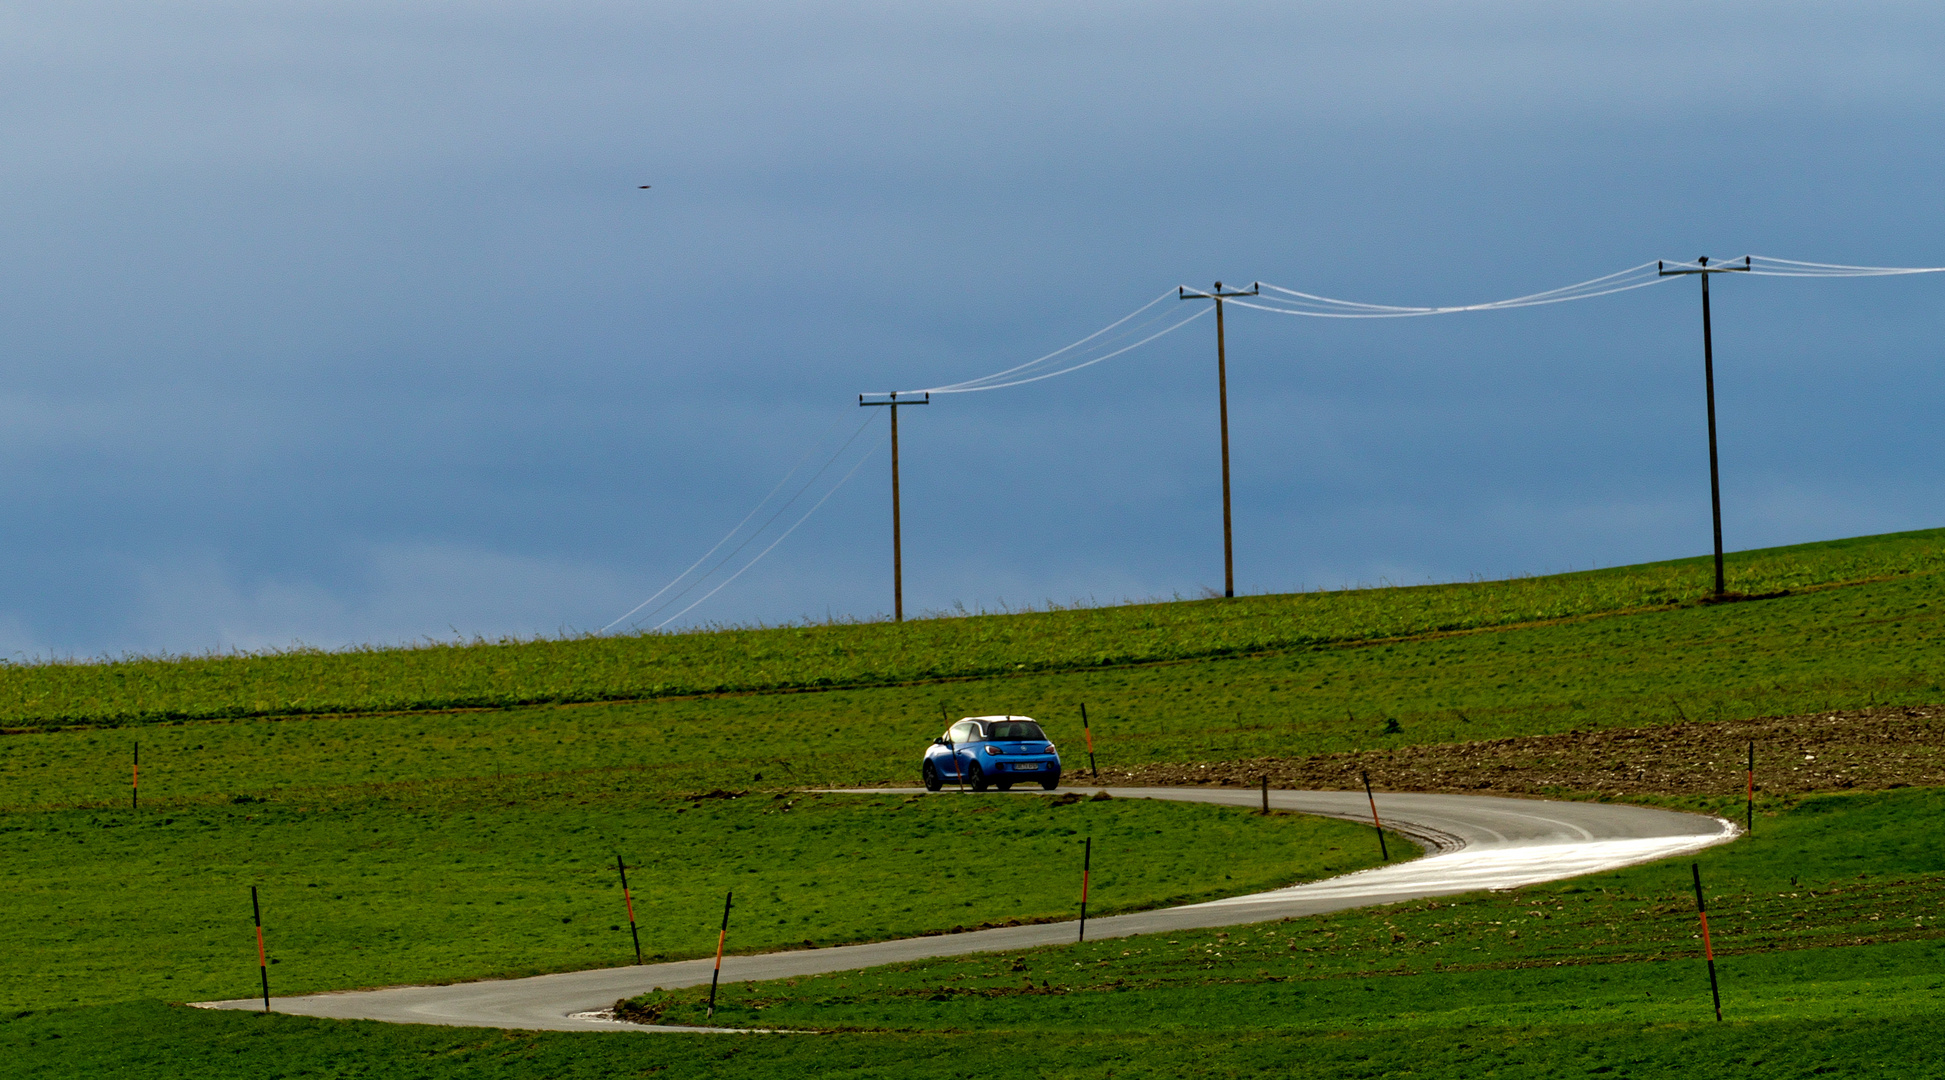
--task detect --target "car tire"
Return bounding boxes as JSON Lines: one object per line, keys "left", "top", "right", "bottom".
{"left": 967, "top": 763, "right": 989, "bottom": 792}
{"left": 923, "top": 761, "right": 943, "bottom": 792}
{"left": 1039, "top": 776, "right": 1059, "bottom": 791}
{"left": 995, "top": 780, "right": 1013, "bottom": 792}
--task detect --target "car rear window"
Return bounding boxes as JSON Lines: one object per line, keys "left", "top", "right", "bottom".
{"left": 986, "top": 721, "right": 1044, "bottom": 741}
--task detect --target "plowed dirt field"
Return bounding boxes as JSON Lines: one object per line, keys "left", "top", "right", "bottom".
{"left": 1098, "top": 705, "right": 1945, "bottom": 800}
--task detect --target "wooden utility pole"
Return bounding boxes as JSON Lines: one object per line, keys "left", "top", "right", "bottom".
{"left": 1178, "top": 282, "right": 1258, "bottom": 598}
{"left": 859, "top": 392, "right": 929, "bottom": 621}
{"left": 1658, "top": 256, "right": 1750, "bottom": 599}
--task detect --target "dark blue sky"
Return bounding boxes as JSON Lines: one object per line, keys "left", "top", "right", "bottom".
{"left": 2, "top": 1, "right": 1940, "bottom": 654}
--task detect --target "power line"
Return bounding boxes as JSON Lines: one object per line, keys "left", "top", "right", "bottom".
{"left": 890, "top": 260, "right": 1686, "bottom": 406}
{"left": 1739, "top": 255, "right": 1945, "bottom": 278}
{"left": 650, "top": 431, "right": 886, "bottom": 631}
{"left": 917, "top": 289, "right": 1176, "bottom": 392}
{"left": 1239, "top": 262, "right": 1675, "bottom": 318}
{"left": 601, "top": 411, "right": 882, "bottom": 634}
{"left": 597, "top": 252, "right": 1944, "bottom": 629}
{"left": 904, "top": 292, "right": 1210, "bottom": 396}
{"left": 598, "top": 411, "right": 858, "bottom": 633}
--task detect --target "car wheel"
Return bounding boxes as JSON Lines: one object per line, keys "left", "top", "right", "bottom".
{"left": 1039, "top": 776, "right": 1059, "bottom": 791}
{"left": 922, "top": 761, "right": 943, "bottom": 792}
{"left": 967, "top": 763, "right": 989, "bottom": 792}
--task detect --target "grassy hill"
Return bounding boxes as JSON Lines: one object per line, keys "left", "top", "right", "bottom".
{"left": 5, "top": 527, "right": 1941, "bottom": 729}
{"left": 2, "top": 527, "right": 1943, "bottom": 1078}
{"left": 7, "top": 529, "right": 1939, "bottom": 808}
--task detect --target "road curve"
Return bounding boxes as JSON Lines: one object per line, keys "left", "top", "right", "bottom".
{"left": 195, "top": 787, "right": 1732, "bottom": 1032}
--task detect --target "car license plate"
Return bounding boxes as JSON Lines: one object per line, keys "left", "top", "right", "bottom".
{"left": 1012, "top": 762, "right": 1040, "bottom": 771}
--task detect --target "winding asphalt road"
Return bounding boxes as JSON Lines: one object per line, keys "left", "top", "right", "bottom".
{"left": 195, "top": 786, "right": 1733, "bottom": 1032}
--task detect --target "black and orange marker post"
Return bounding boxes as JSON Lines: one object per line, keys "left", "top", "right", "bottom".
{"left": 1746, "top": 740, "right": 1755, "bottom": 833}
{"left": 1692, "top": 863, "right": 1722, "bottom": 1020}
{"left": 616, "top": 855, "right": 642, "bottom": 965}
{"left": 1080, "top": 704, "right": 1098, "bottom": 779}
{"left": 1077, "top": 837, "right": 1092, "bottom": 942}
{"left": 941, "top": 705, "right": 964, "bottom": 792}
{"left": 132, "top": 743, "right": 139, "bottom": 810}
{"left": 1361, "top": 770, "right": 1389, "bottom": 861}
{"left": 706, "top": 891, "right": 732, "bottom": 1020}
{"left": 251, "top": 886, "right": 271, "bottom": 1014}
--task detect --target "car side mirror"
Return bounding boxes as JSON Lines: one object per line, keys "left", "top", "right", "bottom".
{"left": 934, "top": 737, "right": 950, "bottom": 746}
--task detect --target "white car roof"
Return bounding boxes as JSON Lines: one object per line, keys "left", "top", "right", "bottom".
{"left": 960, "top": 715, "right": 1037, "bottom": 723}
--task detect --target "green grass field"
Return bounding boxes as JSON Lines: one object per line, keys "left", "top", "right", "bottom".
{"left": 2, "top": 528, "right": 1944, "bottom": 1077}
{"left": 624, "top": 787, "right": 1945, "bottom": 1031}
{"left": 11, "top": 1001, "right": 1941, "bottom": 1080}
{"left": 10, "top": 1001, "right": 1945, "bottom": 1080}
{"left": 14, "top": 788, "right": 1906, "bottom": 1079}
{"left": 9, "top": 790, "right": 1944, "bottom": 1077}
{"left": 0, "top": 791, "right": 1391, "bottom": 1012}
{"left": 4, "top": 528, "right": 1940, "bottom": 730}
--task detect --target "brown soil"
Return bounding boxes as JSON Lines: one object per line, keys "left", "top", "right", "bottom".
{"left": 1094, "top": 705, "right": 1945, "bottom": 800}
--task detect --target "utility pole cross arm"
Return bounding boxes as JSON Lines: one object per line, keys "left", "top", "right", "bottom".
{"left": 1178, "top": 282, "right": 1261, "bottom": 299}
{"left": 1656, "top": 256, "right": 1752, "bottom": 277}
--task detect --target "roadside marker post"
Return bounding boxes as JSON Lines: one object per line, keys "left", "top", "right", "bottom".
{"left": 1691, "top": 863, "right": 1723, "bottom": 1021}
{"left": 1081, "top": 704, "right": 1098, "bottom": 778}
{"left": 132, "top": 743, "right": 139, "bottom": 810}
{"left": 251, "top": 886, "right": 271, "bottom": 1015}
{"left": 940, "top": 706, "right": 964, "bottom": 792}
{"left": 1260, "top": 775, "right": 1269, "bottom": 814}
{"left": 616, "top": 855, "right": 643, "bottom": 965}
{"left": 707, "top": 891, "right": 732, "bottom": 1020}
{"left": 1746, "top": 740, "right": 1755, "bottom": 833}
{"left": 1361, "top": 770, "right": 1390, "bottom": 861}
{"left": 1077, "top": 837, "right": 1092, "bottom": 943}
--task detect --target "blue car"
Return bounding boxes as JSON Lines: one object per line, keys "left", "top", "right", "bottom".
{"left": 922, "top": 715, "right": 1062, "bottom": 792}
